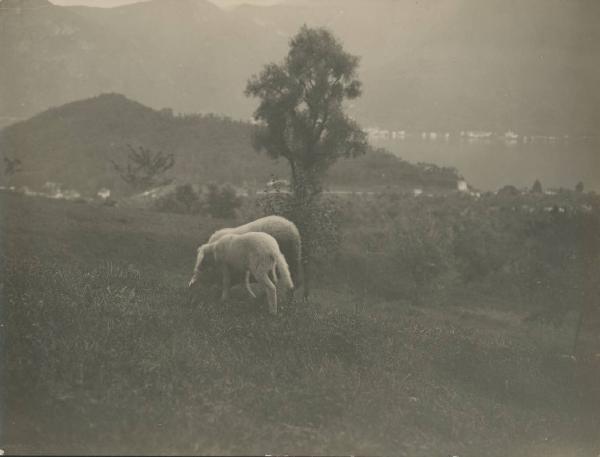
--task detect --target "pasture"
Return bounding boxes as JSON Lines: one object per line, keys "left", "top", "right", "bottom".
{"left": 1, "top": 191, "right": 599, "bottom": 456}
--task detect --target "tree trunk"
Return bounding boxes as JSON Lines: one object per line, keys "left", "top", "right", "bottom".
{"left": 572, "top": 302, "right": 587, "bottom": 355}
{"left": 302, "top": 255, "right": 310, "bottom": 301}
{"left": 287, "top": 162, "right": 322, "bottom": 301}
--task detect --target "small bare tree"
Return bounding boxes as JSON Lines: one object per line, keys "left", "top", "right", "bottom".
{"left": 3, "top": 157, "right": 22, "bottom": 177}
{"left": 110, "top": 144, "right": 175, "bottom": 191}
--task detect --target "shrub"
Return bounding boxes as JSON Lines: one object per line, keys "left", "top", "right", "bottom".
{"left": 517, "top": 211, "right": 600, "bottom": 326}
{"left": 331, "top": 193, "right": 458, "bottom": 302}
{"left": 531, "top": 179, "right": 543, "bottom": 194}
{"left": 257, "top": 188, "right": 342, "bottom": 271}
{"left": 390, "top": 207, "right": 456, "bottom": 303}
{"left": 205, "top": 183, "right": 243, "bottom": 219}
{"left": 154, "top": 183, "right": 202, "bottom": 214}
{"left": 452, "top": 212, "right": 511, "bottom": 282}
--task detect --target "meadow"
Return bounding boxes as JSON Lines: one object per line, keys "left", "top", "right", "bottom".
{"left": 1, "top": 190, "right": 599, "bottom": 456}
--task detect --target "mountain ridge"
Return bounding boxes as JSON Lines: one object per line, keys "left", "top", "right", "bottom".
{"left": 1, "top": 0, "right": 598, "bottom": 133}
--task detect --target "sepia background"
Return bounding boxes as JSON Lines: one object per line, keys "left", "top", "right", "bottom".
{"left": 1, "top": 0, "right": 599, "bottom": 455}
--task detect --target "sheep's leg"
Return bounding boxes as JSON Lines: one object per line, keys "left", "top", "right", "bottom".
{"left": 286, "top": 288, "right": 295, "bottom": 305}
{"left": 260, "top": 273, "right": 278, "bottom": 315}
{"left": 245, "top": 270, "right": 257, "bottom": 298}
{"left": 220, "top": 267, "right": 231, "bottom": 302}
{"left": 271, "top": 263, "right": 278, "bottom": 284}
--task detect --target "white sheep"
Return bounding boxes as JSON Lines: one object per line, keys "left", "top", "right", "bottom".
{"left": 206, "top": 215, "right": 303, "bottom": 292}
{"left": 188, "top": 232, "right": 294, "bottom": 314}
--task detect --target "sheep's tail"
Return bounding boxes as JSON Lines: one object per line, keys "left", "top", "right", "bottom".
{"left": 282, "top": 232, "right": 303, "bottom": 287}
{"left": 274, "top": 251, "right": 294, "bottom": 290}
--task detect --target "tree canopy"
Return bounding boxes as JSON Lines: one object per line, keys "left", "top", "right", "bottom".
{"left": 245, "top": 25, "right": 368, "bottom": 197}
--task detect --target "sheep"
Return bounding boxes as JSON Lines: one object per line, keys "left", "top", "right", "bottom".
{"left": 188, "top": 232, "right": 294, "bottom": 314}
{"left": 205, "top": 215, "right": 303, "bottom": 292}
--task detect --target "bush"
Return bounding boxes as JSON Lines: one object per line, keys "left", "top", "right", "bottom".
{"left": 205, "top": 183, "right": 243, "bottom": 219}
{"left": 391, "top": 208, "right": 455, "bottom": 303}
{"left": 327, "top": 190, "right": 600, "bottom": 311}
{"left": 517, "top": 211, "right": 600, "bottom": 326}
{"left": 332, "top": 193, "right": 458, "bottom": 302}
{"left": 154, "top": 183, "right": 202, "bottom": 214}
{"left": 257, "top": 188, "right": 342, "bottom": 273}
{"left": 452, "top": 211, "right": 511, "bottom": 282}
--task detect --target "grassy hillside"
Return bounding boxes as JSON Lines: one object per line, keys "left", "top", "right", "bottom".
{"left": 2, "top": 191, "right": 599, "bottom": 455}
{"left": 0, "top": 93, "right": 460, "bottom": 196}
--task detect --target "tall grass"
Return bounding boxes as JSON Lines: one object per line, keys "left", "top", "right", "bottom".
{"left": 1, "top": 192, "right": 599, "bottom": 455}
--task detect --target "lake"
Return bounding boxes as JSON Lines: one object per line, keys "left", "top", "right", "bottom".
{"left": 372, "top": 135, "right": 599, "bottom": 192}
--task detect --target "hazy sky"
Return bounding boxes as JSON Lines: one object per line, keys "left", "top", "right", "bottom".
{"left": 52, "top": 0, "right": 283, "bottom": 8}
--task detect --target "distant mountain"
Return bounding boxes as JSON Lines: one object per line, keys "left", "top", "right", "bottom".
{"left": 0, "top": 0, "right": 280, "bottom": 126}
{"left": 0, "top": 0, "right": 142, "bottom": 123}
{"left": 0, "top": 94, "right": 460, "bottom": 196}
{"left": 1, "top": 0, "right": 598, "bottom": 134}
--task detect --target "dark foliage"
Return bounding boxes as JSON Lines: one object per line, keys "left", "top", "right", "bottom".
{"left": 246, "top": 26, "right": 368, "bottom": 200}
{"left": 531, "top": 179, "right": 543, "bottom": 194}
{"left": 154, "top": 183, "right": 202, "bottom": 215}
{"left": 109, "top": 144, "right": 174, "bottom": 191}
{"left": 205, "top": 183, "right": 243, "bottom": 219}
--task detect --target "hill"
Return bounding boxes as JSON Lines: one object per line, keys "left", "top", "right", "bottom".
{"left": 1, "top": 0, "right": 598, "bottom": 134}
{"left": 0, "top": 93, "right": 460, "bottom": 196}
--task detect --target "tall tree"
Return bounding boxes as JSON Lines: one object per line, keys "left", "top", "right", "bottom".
{"left": 245, "top": 26, "right": 368, "bottom": 297}
{"left": 531, "top": 179, "right": 543, "bottom": 194}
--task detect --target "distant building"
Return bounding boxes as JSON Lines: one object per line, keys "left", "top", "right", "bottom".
{"left": 263, "top": 178, "right": 290, "bottom": 194}
{"left": 467, "top": 130, "right": 493, "bottom": 140}
{"left": 97, "top": 188, "right": 111, "bottom": 200}
{"left": 365, "top": 127, "right": 391, "bottom": 142}
{"left": 41, "top": 182, "right": 81, "bottom": 200}
{"left": 457, "top": 180, "right": 469, "bottom": 192}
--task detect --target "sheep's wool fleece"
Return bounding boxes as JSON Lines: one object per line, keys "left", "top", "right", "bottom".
{"left": 210, "top": 216, "right": 299, "bottom": 243}
{"left": 209, "top": 216, "right": 302, "bottom": 285}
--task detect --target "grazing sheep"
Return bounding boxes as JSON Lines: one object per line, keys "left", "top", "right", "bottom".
{"left": 188, "top": 232, "right": 294, "bottom": 314}
{"left": 206, "top": 215, "right": 303, "bottom": 290}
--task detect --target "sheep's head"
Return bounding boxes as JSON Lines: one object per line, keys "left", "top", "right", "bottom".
{"left": 208, "top": 227, "right": 231, "bottom": 244}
